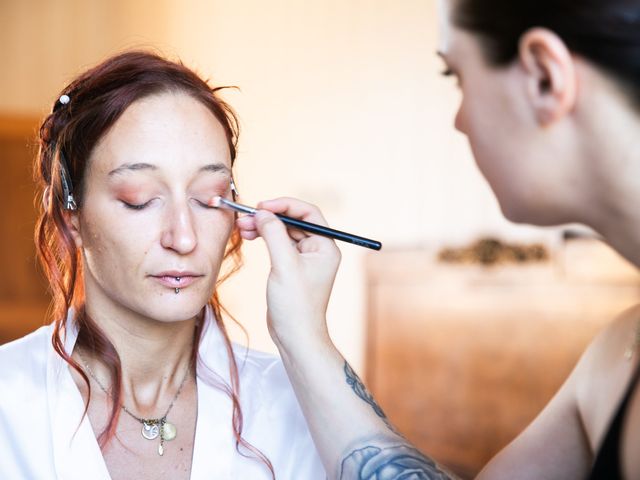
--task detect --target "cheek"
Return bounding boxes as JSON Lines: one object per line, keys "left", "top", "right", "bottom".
{"left": 199, "top": 213, "right": 235, "bottom": 256}
{"left": 79, "top": 208, "right": 154, "bottom": 278}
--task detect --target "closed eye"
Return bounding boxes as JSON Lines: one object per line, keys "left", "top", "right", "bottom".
{"left": 195, "top": 199, "right": 213, "bottom": 209}
{"left": 122, "top": 200, "right": 153, "bottom": 210}
{"left": 441, "top": 67, "right": 461, "bottom": 88}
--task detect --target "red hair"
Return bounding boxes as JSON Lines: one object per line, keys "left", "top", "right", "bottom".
{"left": 35, "top": 50, "right": 274, "bottom": 477}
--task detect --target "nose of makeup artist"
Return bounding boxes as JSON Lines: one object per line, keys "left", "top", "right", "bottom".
{"left": 454, "top": 103, "right": 467, "bottom": 135}
{"left": 160, "top": 204, "right": 198, "bottom": 254}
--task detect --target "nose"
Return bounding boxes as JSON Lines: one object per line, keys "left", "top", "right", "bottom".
{"left": 160, "top": 201, "right": 197, "bottom": 255}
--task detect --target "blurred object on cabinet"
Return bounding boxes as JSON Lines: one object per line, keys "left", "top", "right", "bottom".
{"left": 365, "top": 237, "right": 640, "bottom": 477}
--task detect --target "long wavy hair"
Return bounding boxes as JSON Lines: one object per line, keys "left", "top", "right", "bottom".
{"left": 35, "top": 50, "right": 274, "bottom": 477}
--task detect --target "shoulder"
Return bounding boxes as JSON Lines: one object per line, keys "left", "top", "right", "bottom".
{"left": 230, "top": 345, "right": 325, "bottom": 476}
{"left": 0, "top": 325, "right": 52, "bottom": 376}
{"left": 577, "top": 303, "right": 640, "bottom": 379}
{"left": 232, "top": 344, "right": 309, "bottom": 418}
{"left": 477, "top": 306, "right": 640, "bottom": 479}
{"left": 233, "top": 345, "right": 292, "bottom": 396}
{"left": 575, "top": 304, "right": 640, "bottom": 449}
{"left": 0, "top": 325, "right": 52, "bottom": 398}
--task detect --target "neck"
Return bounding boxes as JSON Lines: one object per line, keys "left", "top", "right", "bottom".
{"left": 589, "top": 205, "right": 640, "bottom": 269}
{"left": 576, "top": 67, "right": 640, "bottom": 269}
{"left": 76, "top": 288, "right": 202, "bottom": 413}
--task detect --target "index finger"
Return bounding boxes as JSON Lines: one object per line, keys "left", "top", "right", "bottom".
{"left": 257, "top": 197, "right": 330, "bottom": 227}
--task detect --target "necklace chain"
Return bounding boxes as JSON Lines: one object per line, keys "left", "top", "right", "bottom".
{"left": 78, "top": 350, "right": 191, "bottom": 456}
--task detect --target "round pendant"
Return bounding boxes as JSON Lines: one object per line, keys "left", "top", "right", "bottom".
{"left": 142, "top": 421, "right": 160, "bottom": 440}
{"left": 162, "top": 421, "right": 177, "bottom": 441}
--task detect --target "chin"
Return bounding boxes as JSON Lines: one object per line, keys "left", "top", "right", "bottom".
{"left": 499, "top": 197, "right": 570, "bottom": 227}
{"left": 135, "top": 293, "right": 209, "bottom": 323}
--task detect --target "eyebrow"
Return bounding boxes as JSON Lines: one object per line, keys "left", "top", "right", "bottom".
{"left": 108, "top": 162, "right": 231, "bottom": 176}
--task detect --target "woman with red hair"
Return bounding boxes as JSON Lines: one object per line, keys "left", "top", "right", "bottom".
{"left": 0, "top": 51, "right": 323, "bottom": 479}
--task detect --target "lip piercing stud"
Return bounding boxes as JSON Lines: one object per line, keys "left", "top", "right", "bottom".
{"left": 175, "top": 288, "right": 180, "bottom": 294}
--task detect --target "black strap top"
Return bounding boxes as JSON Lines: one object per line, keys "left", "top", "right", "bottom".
{"left": 587, "top": 360, "right": 640, "bottom": 479}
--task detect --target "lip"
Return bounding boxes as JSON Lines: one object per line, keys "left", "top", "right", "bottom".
{"left": 151, "top": 271, "right": 203, "bottom": 289}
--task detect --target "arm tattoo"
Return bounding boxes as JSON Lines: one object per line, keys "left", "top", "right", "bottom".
{"left": 344, "top": 362, "right": 387, "bottom": 419}
{"left": 340, "top": 443, "right": 454, "bottom": 480}
{"left": 342, "top": 363, "right": 456, "bottom": 479}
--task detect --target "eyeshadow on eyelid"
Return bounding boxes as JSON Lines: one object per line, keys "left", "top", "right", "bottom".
{"left": 114, "top": 188, "right": 147, "bottom": 201}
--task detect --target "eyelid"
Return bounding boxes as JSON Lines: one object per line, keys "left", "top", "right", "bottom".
{"left": 122, "top": 200, "right": 153, "bottom": 210}
{"left": 194, "top": 198, "right": 214, "bottom": 209}
{"left": 441, "top": 67, "right": 454, "bottom": 77}
{"left": 120, "top": 194, "right": 227, "bottom": 211}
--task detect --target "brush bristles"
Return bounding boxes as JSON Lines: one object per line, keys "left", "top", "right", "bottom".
{"left": 210, "top": 196, "right": 223, "bottom": 208}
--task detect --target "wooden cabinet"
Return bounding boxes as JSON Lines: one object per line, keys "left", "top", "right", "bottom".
{"left": 364, "top": 240, "right": 640, "bottom": 477}
{"left": 0, "top": 115, "right": 50, "bottom": 344}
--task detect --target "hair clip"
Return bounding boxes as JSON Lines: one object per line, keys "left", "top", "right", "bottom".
{"left": 53, "top": 94, "right": 71, "bottom": 113}
{"left": 59, "top": 150, "right": 77, "bottom": 211}
{"left": 230, "top": 177, "right": 239, "bottom": 197}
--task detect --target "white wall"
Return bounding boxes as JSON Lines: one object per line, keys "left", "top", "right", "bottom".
{"left": 163, "top": 0, "right": 557, "bottom": 369}
{"left": 1, "top": 0, "right": 557, "bottom": 370}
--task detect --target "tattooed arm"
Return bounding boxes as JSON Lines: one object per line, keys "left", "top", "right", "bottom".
{"left": 237, "top": 198, "right": 590, "bottom": 480}
{"left": 340, "top": 362, "right": 456, "bottom": 479}
{"left": 235, "top": 199, "right": 457, "bottom": 479}
{"left": 276, "top": 328, "right": 457, "bottom": 480}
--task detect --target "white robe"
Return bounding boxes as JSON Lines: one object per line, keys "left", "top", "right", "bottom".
{"left": 0, "top": 307, "right": 325, "bottom": 479}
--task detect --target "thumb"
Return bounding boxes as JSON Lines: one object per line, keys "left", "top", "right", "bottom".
{"left": 254, "top": 210, "right": 297, "bottom": 270}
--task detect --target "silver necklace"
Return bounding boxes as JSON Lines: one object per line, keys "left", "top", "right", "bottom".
{"left": 79, "top": 352, "right": 191, "bottom": 456}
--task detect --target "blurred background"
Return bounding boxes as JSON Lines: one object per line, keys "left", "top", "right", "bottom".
{"left": 2, "top": 0, "right": 639, "bottom": 476}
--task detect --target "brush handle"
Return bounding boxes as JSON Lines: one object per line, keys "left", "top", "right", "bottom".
{"left": 217, "top": 197, "right": 382, "bottom": 250}
{"left": 275, "top": 214, "right": 382, "bottom": 251}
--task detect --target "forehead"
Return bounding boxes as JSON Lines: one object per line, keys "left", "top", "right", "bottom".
{"left": 90, "top": 91, "right": 232, "bottom": 176}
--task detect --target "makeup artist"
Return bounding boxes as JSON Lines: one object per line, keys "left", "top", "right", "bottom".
{"left": 237, "top": 0, "right": 640, "bottom": 478}
{"left": 0, "top": 51, "right": 325, "bottom": 479}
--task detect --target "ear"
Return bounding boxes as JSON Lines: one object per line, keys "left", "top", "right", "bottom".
{"left": 43, "top": 185, "right": 84, "bottom": 248}
{"left": 518, "top": 28, "right": 577, "bottom": 126}
{"left": 67, "top": 209, "right": 84, "bottom": 249}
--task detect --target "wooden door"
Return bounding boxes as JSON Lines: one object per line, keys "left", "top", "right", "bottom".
{"left": 0, "top": 115, "right": 50, "bottom": 344}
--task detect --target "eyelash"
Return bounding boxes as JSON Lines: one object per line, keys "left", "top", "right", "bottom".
{"left": 122, "top": 201, "right": 152, "bottom": 210}
{"left": 441, "top": 68, "right": 454, "bottom": 77}
{"left": 121, "top": 199, "right": 214, "bottom": 211}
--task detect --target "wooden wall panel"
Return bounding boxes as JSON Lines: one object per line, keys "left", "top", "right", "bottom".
{"left": 365, "top": 242, "right": 640, "bottom": 477}
{"left": 0, "top": 115, "right": 50, "bottom": 344}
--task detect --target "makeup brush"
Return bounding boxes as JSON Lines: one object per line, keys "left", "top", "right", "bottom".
{"left": 210, "top": 196, "right": 382, "bottom": 251}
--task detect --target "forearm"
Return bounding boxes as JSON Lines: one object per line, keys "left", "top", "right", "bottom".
{"left": 240, "top": 203, "right": 459, "bottom": 478}
{"left": 275, "top": 332, "right": 459, "bottom": 480}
